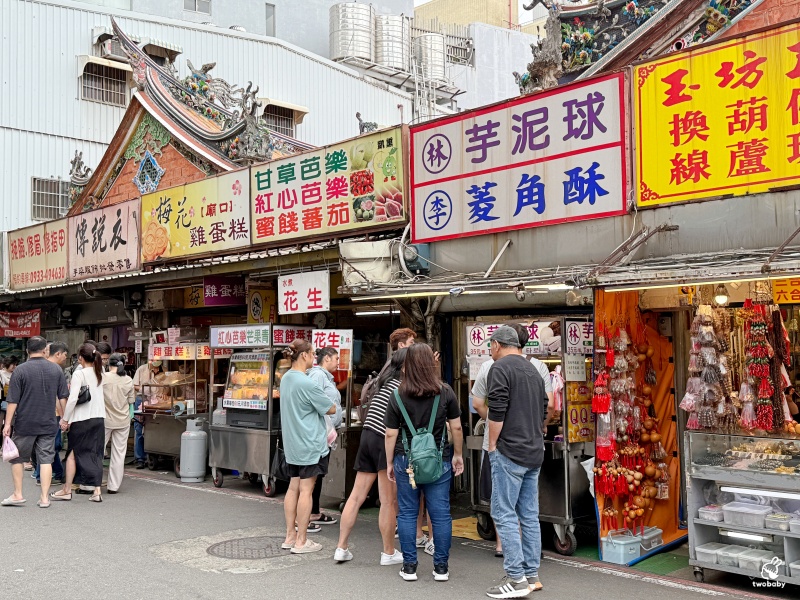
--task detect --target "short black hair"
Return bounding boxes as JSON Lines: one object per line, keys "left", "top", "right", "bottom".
{"left": 27, "top": 336, "right": 47, "bottom": 354}
{"left": 510, "top": 323, "right": 530, "bottom": 347}
{"left": 49, "top": 341, "right": 68, "bottom": 355}
{"left": 96, "top": 342, "right": 113, "bottom": 355}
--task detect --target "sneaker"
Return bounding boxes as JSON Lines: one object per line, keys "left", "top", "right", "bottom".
{"left": 433, "top": 563, "right": 449, "bottom": 581}
{"left": 334, "top": 547, "right": 353, "bottom": 562}
{"left": 135, "top": 462, "right": 146, "bottom": 470}
{"left": 399, "top": 563, "right": 418, "bottom": 581}
{"left": 380, "top": 550, "right": 403, "bottom": 566}
{"left": 416, "top": 534, "right": 429, "bottom": 548}
{"left": 526, "top": 576, "right": 542, "bottom": 592}
{"left": 424, "top": 540, "right": 435, "bottom": 556}
{"left": 486, "top": 575, "right": 532, "bottom": 599}
{"left": 395, "top": 527, "right": 399, "bottom": 539}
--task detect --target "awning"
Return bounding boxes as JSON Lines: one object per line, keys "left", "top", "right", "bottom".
{"left": 258, "top": 97, "right": 310, "bottom": 124}
{"left": 77, "top": 55, "right": 133, "bottom": 74}
{"left": 91, "top": 26, "right": 183, "bottom": 56}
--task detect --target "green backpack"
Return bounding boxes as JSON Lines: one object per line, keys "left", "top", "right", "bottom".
{"left": 394, "top": 389, "right": 444, "bottom": 487}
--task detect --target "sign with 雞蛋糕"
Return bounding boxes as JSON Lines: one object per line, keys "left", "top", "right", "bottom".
{"left": 411, "top": 73, "right": 628, "bottom": 243}
{"left": 636, "top": 22, "right": 800, "bottom": 206}
{"left": 203, "top": 275, "right": 246, "bottom": 306}
{"left": 69, "top": 199, "right": 140, "bottom": 281}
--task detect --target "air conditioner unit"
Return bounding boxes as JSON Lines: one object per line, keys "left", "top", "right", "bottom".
{"left": 100, "top": 38, "right": 128, "bottom": 62}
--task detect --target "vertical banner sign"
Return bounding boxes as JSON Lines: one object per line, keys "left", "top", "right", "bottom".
{"left": 69, "top": 199, "right": 140, "bottom": 280}
{"left": 0, "top": 310, "right": 41, "bottom": 337}
{"left": 247, "top": 286, "right": 277, "bottom": 323}
{"left": 636, "top": 22, "right": 800, "bottom": 206}
{"left": 250, "top": 127, "right": 406, "bottom": 245}
{"left": 277, "top": 271, "right": 330, "bottom": 315}
{"left": 565, "top": 320, "right": 594, "bottom": 354}
{"left": 411, "top": 73, "right": 627, "bottom": 243}
{"left": 141, "top": 170, "right": 251, "bottom": 262}
{"left": 7, "top": 220, "right": 68, "bottom": 290}
{"left": 203, "top": 276, "right": 246, "bottom": 306}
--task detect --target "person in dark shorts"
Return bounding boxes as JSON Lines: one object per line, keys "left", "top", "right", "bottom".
{"left": 279, "top": 339, "right": 337, "bottom": 555}
{"left": 2, "top": 336, "right": 69, "bottom": 508}
{"left": 334, "top": 348, "right": 407, "bottom": 565}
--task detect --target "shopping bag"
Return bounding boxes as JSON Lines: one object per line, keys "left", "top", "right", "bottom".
{"left": 2, "top": 436, "right": 19, "bottom": 463}
{"left": 270, "top": 442, "right": 291, "bottom": 482}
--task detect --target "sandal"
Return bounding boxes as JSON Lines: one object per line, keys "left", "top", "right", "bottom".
{"left": 310, "top": 514, "right": 338, "bottom": 525}
{"left": 50, "top": 491, "right": 72, "bottom": 501}
{"left": 37, "top": 501, "right": 51, "bottom": 508}
{"left": 89, "top": 494, "right": 103, "bottom": 503}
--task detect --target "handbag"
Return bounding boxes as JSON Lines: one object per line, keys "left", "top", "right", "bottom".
{"left": 76, "top": 371, "right": 91, "bottom": 405}
{"left": 270, "top": 440, "right": 291, "bottom": 482}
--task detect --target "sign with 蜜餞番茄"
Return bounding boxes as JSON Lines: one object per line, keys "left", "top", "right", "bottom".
{"left": 141, "top": 170, "right": 251, "bottom": 262}
{"left": 69, "top": 199, "right": 140, "bottom": 280}
{"left": 250, "top": 127, "right": 406, "bottom": 245}
{"left": 7, "top": 220, "right": 68, "bottom": 290}
{"left": 636, "top": 22, "right": 800, "bottom": 206}
{"left": 411, "top": 73, "right": 627, "bottom": 243}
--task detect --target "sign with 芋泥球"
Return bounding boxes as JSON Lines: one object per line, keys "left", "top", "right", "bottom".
{"left": 636, "top": 22, "right": 800, "bottom": 206}
{"left": 411, "top": 73, "right": 627, "bottom": 243}
{"left": 69, "top": 199, "right": 140, "bottom": 280}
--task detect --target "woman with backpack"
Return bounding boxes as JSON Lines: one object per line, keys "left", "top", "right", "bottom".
{"left": 334, "top": 348, "right": 407, "bottom": 565}
{"left": 385, "top": 343, "right": 463, "bottom": 583}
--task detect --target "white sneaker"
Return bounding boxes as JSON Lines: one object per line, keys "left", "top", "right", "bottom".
{"left": 416, "top": 534, "right": 429, "bottom": 548}
{"left": 334, "top": 547, "right": 353, "bottom": 562}
{"left": 380, "top": 550, "right": 404, "bottom": 566}
{"left": 424, "top": 540, "right": 435, "bottom": 556}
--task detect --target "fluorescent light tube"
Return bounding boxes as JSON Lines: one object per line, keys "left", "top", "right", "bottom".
{"left": 354, "top": 310, "right": 393, "bottom": 316}
{"left": 719, "top": 530, "right": 772, "bottom": 543}
{"left": 720, "top": 486, "right": 800, "bottom": 501}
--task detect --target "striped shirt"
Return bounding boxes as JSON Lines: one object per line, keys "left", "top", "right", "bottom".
{"left": 363, "top": 377, "right": 401, "bottom": 437}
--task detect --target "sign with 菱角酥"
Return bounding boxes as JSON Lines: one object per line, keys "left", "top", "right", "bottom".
{"left": 411, "top": 73, "right": 627, "bottom": 243}
{"left": 636, "top": 22, "right": 800, "bottom": 206}
{"left": 250, "top": 127, "right": 406, "bottom": 245}
{"left": 69, "top": 199, "right": 140, "bottom": 280}
{"left": 7, "top": 220, "right": 68, "bottom": 290}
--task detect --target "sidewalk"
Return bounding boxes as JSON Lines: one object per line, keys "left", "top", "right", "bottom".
{"left": 0, "top": 461, "right": 792, "bottom": 600}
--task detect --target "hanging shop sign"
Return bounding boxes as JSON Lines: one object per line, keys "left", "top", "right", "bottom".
{"left": 203, "top": 275, "right": 246, "bottom": 307}
{"left": 140, "top": 170, "right": 251, "bottom": 262}
{"left": 565, "top": 320, "right": 594, "bottom": 355}
{"left": 0, "top": 310, "right": 41, "bottom": 337}
{"left": 277, "top": 271, "right": 330, "bottom": 315}
{"left": 68, "top": 199, "right": 140, "bottom": 280}
{"left": 149, "top": 343, "right": 233, "bottom": 360}
{"left": 272, "top": 326, "right": 353, "bottom": 367}
{"left": 772, "top": 278, "right": 800, "bottom": 304}
{"left": 210, "top": 324, "right": 272, "bottom": 348}
{"left": 636, "top": 22, "right": 800, "bottom": 206}
{"left": 250, "top": 127, "right": 406, "bottom": 246}
{"left": 410, "top": 73, "right": 627, "bottom": 243}
{"left": 466, "top": 321, "right": 563, "bottom": 356}
{"left": 7, "top": 220, "right": 68, "bottom": 290}
{"left": 566, "top": 382, "right": 595, "bottom": 443}
{"left": 247, "top": 286, "right": 277, "bottom": 324}
{"left": 184, "top": 285, "right": 205, "bottom": 309}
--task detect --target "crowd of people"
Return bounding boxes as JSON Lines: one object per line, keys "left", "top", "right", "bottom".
{"left": 2, "top": 324, "right": 549, "bottom": 598}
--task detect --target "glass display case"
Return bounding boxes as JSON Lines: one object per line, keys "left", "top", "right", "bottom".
{"left": 222, "top": 352, "right": 274, "bottom": 412}
{"left": 686, "top": 431, "right": 800, "bottom": 585}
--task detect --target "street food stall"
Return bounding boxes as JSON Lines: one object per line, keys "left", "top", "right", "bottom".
{"left": 465, "top": 317, "right": 596, "bottom": 555}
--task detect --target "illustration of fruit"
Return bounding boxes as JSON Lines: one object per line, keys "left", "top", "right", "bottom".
{"left": 377, "top": 147, "right": 398, "bottom": 182}
{"left": 350, "top": 141, "right": 376, "bottom": 170}
{"left": 352, "top": 194, "right": 376, "bottom": 222}
{"left": 142, "top": 220, "right": 169, "bottom": 261}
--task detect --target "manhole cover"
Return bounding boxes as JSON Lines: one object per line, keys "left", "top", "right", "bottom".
{"left": 206, "top": 536, "right": 286, "bottom": 560}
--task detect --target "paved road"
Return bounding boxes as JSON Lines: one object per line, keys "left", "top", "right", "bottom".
{"left": 0, "top": 463, "right": 790, "bottom": 600}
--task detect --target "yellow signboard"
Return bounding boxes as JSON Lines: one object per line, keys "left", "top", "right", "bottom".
{"left": 636, "top": 22, "right": 800, "bottom": 206}
{"left": 250, "top": 126, "right": 406, "bottom": 245}
{"left": 773, "top": 278, "right": 800, "bottom": 304}
{"left": 141, "top": 170, "right": 251, "bottom": 262}
{"left": 247, "top": 287, "right": 277, "bottom": 324}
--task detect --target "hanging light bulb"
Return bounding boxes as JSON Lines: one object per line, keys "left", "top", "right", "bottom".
{"left": 714, "top": 283, "right": 730, "bottom": 306}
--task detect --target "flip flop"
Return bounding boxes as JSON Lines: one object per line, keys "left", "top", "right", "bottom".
{"left": 50, "top": 491, "right": 72, "bottom": 501}
{"left": 89, "top": 494, "right": 102, "bottom": 503}
{"left": 1, "top": 496, "right": 26, "bottom": 506}
{"left": 37, "top": 501, "right": 50, "bottom": 508}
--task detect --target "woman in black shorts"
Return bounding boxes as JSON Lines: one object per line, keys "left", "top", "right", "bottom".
{"left": 334, "top": 348, "right": 407, "bottom": 565}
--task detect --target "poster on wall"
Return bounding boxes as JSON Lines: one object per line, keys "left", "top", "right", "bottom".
{"left": 636, "top": 22, "right": 800, "bottom": 206}
{"left": 7, "top": 220, "right": 68, "bottom": 290}
{"left": 250, "top": 127, "right": 406, "bottom": 246}
{"left": 69, "top": 199, "right": 140, "bottom": 280}
{"left": 411, "top": 73, "right": 627, "bottom": 243}
{"left": 140, "top": 170, "right": 251, "bottom": 262}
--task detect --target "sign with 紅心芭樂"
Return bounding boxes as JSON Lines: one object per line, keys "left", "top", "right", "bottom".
{"left": 410, "top": 73, "right": 628, "bottom": 243}
{"left": 636, "top": 22, "right": 800, "bottom": 206}
{"left": 69, "top": 199, "right": 140, "bottom": 280}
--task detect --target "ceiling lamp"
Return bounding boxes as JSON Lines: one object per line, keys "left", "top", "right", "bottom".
{"left": 714, "top": 283, "right": 730, "bottom": 306}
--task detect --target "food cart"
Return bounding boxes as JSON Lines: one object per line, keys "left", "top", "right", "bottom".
{"left": 141, "top": 339, "right": 212, "bottom": 476}
{"left": 466, "top": 317, "right": 596, "bottom": 555}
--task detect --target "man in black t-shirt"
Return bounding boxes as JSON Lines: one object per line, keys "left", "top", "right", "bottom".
{"left": 485, "top": 326, "right": 547, "bottom": 598}
{"left": 2, "top": 336, "right": 69, "bottom": 508}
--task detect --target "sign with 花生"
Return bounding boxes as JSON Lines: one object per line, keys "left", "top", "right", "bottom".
{"left": 272, "top": 327, "right": 353, "bottom": 368}
{"left": 7, "top": 220, "right": 68, "bottom": 290}
{"left": 141, "top": 170, "right": 251, "bottom": 262}
{"left": 636, "top": 22, "right": 800, "bottom": 206}
{"left": 277, "top": 271, "right": 330, "bottom": 315}
{"left": 465, "top": 321, "right": 562, "bottom": 356}
{"left": 69, "top": 199, "right": 140, "bottom": 280}
{"left": 250, "top": 127, "right": 406, "bottom": 245}
{"left": 411, "top": 73, "right": 627, "bottom": 243}
{"left": 0, "top": 310, "right": 41, "bottom": 337}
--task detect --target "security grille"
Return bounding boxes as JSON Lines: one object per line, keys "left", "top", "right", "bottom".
{"left": 262, "top": 105, "right": 294, "bottom": 137}
{"left": 31, "top": 178, "right": 70, "bottom": 221}
{"left": 81, "top": 62, "right": 128, "bottom": 107}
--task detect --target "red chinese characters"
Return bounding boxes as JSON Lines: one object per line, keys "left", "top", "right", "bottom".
{"left": 661, "top": 69, "right": 700, "bottom": 107}
{"left": 716, "top": 50, "right": 766, "bottom": 90}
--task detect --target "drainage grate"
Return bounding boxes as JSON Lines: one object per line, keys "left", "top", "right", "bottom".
{"left": 206, "top": 536, "right": 286, "bottom": 560}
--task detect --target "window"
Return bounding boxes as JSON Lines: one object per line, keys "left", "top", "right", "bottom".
{"left": 265, "top": 3, "right": 275, "bottom": 36}
{"left": 31, "top": 178, "right": 70, "bottom": 221}
{"left": 81, "top": 62, "right": 128, "bottom": 107}
{"left": 184, "top": 0, "right": 211, "bottom": 14}
{"left": 263, "top": 104, "right": 295, "bottom": 137}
